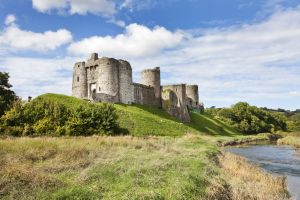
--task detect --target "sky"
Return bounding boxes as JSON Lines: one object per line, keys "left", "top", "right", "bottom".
{"left": 0, "top": 0, "right": 299, "bottom": 110}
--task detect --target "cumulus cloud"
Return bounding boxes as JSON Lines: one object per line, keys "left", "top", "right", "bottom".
{"left": 0, "top": 57, "right": 77, "bottom": 98}
{"left": 4, "top": 14, "right": 17, "bottom": 26}
{"left": 0, "top": 15, "right": 72, "bottom": 52}
{"left": 32, "top": 0, "right": 116, "bottom": 17}
{"left": 68, "top": 23, "right": 185, "bottom": 58}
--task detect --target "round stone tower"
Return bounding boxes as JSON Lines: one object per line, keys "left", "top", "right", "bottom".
{"left": 72, "top": 61, "right": 87, "bottom": 99}
{"left": 141, "top": 67, "right": 161, "bottom": 106}
{"left": 97, "top": 57, "right": 120, "bottom": 102}
{"left": 186, "top": 85, "right": 199, "bottom": 108}
{"left": 118, "top": 60, "right": 133, "bottom": 104}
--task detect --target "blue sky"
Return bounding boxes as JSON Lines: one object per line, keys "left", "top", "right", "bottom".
{"left": 0, "top": 0, "right": 299, "bottom": 110}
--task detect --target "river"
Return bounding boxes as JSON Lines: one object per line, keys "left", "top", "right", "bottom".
{"left": 226, "top": 144, "right": 300, "bottom": 200}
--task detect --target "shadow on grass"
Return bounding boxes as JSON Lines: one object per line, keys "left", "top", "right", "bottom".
{"left": 116, "top": 103, "right": 241, "bottom": 137}
{"left": 187, "top": 112, "right": 241, "bottom": 137}
{"left": 116, "top": 103, "right": 182, "bottom": 122}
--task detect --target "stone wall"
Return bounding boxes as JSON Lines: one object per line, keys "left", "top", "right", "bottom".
{"left": 72, "top": 61, "right": 87, "bottom": 99}
{"left": 141, "top": 67, "right": 161, "bottom": 107}
{"left": 186, "top": 85, "right": 199, "bottom": 110}
{"left": 118, "top": 60, "right": 133, "bottom": 104}
{"left": 133, "top": 83, "right": 156, "bottom": 106}
{"left": 161, "top": 84, "right": 191, "bottom": 123}
{"left": 86, "top": 56, "right": 120, "bottom": 103}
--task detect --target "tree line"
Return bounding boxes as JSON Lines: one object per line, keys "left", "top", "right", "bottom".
{"left": 206, "top": 102, "right": 292, "bottom": 134}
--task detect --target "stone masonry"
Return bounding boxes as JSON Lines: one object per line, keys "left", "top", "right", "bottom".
{"left": 72, "top": 53, "right": 202, "bottom": 123}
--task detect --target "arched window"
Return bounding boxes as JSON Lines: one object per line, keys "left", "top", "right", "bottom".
{"left": 77, "top": 76, "right": 79, "bottom": 82}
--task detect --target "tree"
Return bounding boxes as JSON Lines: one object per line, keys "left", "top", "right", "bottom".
{"left": 0, "top": 72, "right": 17, "bottom": 116}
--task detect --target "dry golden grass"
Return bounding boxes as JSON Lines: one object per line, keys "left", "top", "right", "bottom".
{"left": 0, "top": 135, "right": 217, "bottom": 199}
{"left": 277, "top": 133, "right": 300, "bottom": 148}
{"left": 219, "top": 152, "right": 291, "bottom": 200}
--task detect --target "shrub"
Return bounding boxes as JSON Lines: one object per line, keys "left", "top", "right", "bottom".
{"left": 0, "top": 96, "right": 119, "bottom": 136}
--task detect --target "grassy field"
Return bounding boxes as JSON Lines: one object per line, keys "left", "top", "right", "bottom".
{"left": 0, "top": 135, "right": 221, "bottom": 199}
{"left": 0, "top": 94, "right": 291, "bottom": 199}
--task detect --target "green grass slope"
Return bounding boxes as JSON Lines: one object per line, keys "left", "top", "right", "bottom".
{"left": 35, "top": 94, "right": 241, "bottom": 137}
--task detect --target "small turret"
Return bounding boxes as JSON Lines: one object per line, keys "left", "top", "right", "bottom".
{"left": 89, "top": 53, "right": 98, "bottom": 61}
{"left": 72, "top": 62, "right": 87, "bottom": 99}
{"left": 141, "top": 67, "right": 161, "bottom": 107}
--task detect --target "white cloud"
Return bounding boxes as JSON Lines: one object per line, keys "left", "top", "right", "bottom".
{"left": 0, "top": 57, "right": 77, "bottom": 98}
{"left": 289, "top": 91, "right": 300, "bottom": 97}
{"left": 108, "top": 18, "right": 126, "bottom": 27}
{"left": 68, "top": 23, "right": 184, "bottom": 58}
{"left": 0, "top": 16, "right": 72, "bottom": 52}
{"left": 120, "top": 0, "right": 156, "bottom": 11}
{"left": 4, "top": 14, "right": 17, "bottom": 26}
{"left": 32, "top": 0, "right": 116, "bottom": 17}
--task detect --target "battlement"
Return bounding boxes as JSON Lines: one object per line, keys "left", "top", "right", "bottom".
{"left": 141, "top": 67, "right": 160, "bottom": 73}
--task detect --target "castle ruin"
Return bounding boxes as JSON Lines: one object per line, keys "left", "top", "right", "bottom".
{"left": 72, "top": 53, "right": 202, "bottom": 122}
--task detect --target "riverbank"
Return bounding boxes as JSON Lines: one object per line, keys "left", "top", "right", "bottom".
{"left": 0, "top": 135, "right": 292, "bottom": 200}
{"left": 219, "top": 133, "right": 281, "bottom": 147}
{"left": 218, "top": 152, "right": 290, "bottom": 200}
{"left": 277, "top": 132, "right": 300, "bottom": 148}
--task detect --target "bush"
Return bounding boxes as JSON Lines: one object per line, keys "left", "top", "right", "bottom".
{"left": 206, "top": 102, "right": 288, "bottom": 134}
{"left": 0, "top": 96, "right": 119, "bottom": 136}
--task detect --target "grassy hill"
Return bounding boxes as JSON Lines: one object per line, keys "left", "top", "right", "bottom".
{"left": 36, "top": 94, "right": 241, "bottom": 137}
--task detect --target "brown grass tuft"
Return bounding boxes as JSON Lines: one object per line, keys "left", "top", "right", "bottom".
{"left": 219, "top": 152, "right": 291, "bottom": 200}
{"left": 0, "top": 163, "right": 62, "bottom": 197}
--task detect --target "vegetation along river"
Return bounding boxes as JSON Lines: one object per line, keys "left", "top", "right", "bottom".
{"left": 226, "top": 144, "right": 300, "bottom": 200}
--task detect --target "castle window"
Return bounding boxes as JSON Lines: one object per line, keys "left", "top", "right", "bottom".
{"left": 99, "top": 87, "right": 101, "bottom": 91}
{"left": 77, "top": 76, "right": 79, "bottom": 82}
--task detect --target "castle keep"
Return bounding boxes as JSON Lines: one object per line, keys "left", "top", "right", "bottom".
{"left": 72, "top": 53, "right": 202, "bottom": 122}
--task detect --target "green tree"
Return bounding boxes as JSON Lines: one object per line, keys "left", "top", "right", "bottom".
{"left": 0, "top": 72, "right": 17, "bottom": 116}
{"left": 207, "top": 102, "right": 288, "bottom": 134}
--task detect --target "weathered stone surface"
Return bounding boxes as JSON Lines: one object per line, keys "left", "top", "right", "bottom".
{"left": 72, "top": 61, "right": 87, "bottom": 99}
{"left": 186, "top": 85, "right": 200, "bottom": 110}
{"left": 72, "top": 53, "right": 201, "bottom": 123}
{"left": 162, "top": 84, "right": 191, "bottom": 123}
{"left": 133, "top": 83, "right": 155, "bottom": 105}
{"left": 141, "top": 67, "right": 161, "bottom": 107}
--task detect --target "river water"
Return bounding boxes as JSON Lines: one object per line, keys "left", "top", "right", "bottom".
{"left": 226, "top": 144, "right": 300, "bottom": 200}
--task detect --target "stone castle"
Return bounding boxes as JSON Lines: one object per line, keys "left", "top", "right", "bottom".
{"left": 72, "top": 53, "right": 202, "bottom": 122}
